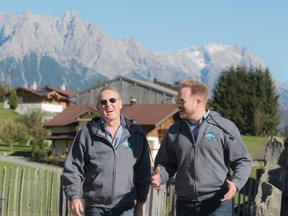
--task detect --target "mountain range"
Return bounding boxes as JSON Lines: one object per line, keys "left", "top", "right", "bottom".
{"left": 0, "top": 11, "right": 287, "bottom": 131}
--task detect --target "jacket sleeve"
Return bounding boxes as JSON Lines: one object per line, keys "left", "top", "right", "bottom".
{"left": 228, "top": 124, "right": 252, "bottom": 191}
{"left": 62, "top": 129, "right": 87, "bottom": 201}
{"left": 154, "top": 127, "right": 178, "bottom": 184}
{"left": 134, "top": 131, "right": 151, "bottom": 203}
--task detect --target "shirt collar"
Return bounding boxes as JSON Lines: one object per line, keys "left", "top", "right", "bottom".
{"left": 188, "top": 109, "right": 210, "bottom": 126}
{"left": 98, "top": 115, "right": 126, "bottom": 132}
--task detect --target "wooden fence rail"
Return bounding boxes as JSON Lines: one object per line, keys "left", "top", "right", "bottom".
{"left": 0, "top": 166, "right": 261, "bottom": 216}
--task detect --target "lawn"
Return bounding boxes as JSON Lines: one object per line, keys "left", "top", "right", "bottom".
{"left": 242, "top": 135, "right": 268, "bottom": 159}
{"left": 0, "top": 102, "right": 19, "bottom": 120}
{"left": 0, "top": 142, "right": 32, "bottom": 156}
{"left": 242, "top": 135, "right": 269, "bottom": 180}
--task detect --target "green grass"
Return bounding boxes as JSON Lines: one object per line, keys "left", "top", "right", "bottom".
{"left": 242, "top": 135, "right": 268, "bottom": 180}
{"left": 242, "top": 135, "right": 268, "bottom": 159}
{"left": 0, "top": 102, "right": 19, "bottom": 120}
{"left": 0, "top": 142, "right": 65, "bottom": 170}
{"left": 0, "top": 143, "right": 32, "bottom": 156}
{"left": 232, "top": 135, "right": 269, "bottom": 206}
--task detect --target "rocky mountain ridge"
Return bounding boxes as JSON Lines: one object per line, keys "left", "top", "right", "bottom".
{"left": 0, "top": 12, "right": 268, "bottom": 90}
{"left": 0, "top": 11, "right": 287, "bottom": 131}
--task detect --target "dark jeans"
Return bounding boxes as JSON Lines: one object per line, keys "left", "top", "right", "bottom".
{"left": 176, "top": 197, "right": 232, "bottom": 216}
{"left": 84, "top": 205, "right": 134, "bottom": 216}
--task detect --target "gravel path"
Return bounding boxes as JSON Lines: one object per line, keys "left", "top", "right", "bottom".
{"left": 0, "top": 155, "right": 63, "bottom": 173}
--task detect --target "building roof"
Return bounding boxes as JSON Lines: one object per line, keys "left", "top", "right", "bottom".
{"left": 153, "top": 79, "right": 180, "bottom": 91}
{"left": 44, "top": 86, "right": 76, "bottom": 97}
{"left": 74, "top": 76, "right": 178, "bottom": 97}
{"left": 44, "top": 105, "right": 98, "bottom": 126}
{"left": 17, "top": 86, "right": 76, "bottom": 98}
{"left": 45, "top": 104, "right": 179, "bottom": 128}
{"left": 121, "top": 104, "right": 179, "bottom": 126}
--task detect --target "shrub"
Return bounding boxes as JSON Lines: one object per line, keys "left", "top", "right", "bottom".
{"left": 0, "top": 120, "right": 30, "bottom": 145}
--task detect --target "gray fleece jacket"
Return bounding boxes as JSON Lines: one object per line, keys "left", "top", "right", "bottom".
{"left": 154, "top": 111, "right": 252, "bottom": 201}
{"left": 62, "top": 116, "right": 151, "bottom": 208}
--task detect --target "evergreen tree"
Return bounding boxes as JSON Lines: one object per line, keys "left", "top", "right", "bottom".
{"left": 9, "top": 88, "right": 18, "bottom": 110}
{"left": 211, "top": 66, "right": 279, "bottom": 136}
{"left": 258, "top": 68, "right": 279, "bottom": 135}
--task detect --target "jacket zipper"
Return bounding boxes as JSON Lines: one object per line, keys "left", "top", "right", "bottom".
{"left": 111, "top": 133, "right": 132, "bottom": 203}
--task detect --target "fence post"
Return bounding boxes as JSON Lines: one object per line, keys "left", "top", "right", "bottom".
{"left": 11, "top": 167, "right": 19, "bottom": 216}
{"left": 6, "top": 167, "right": 13, "bottom": 216}
{"left": 0, "top": 167, "right": 6, "bottom": 216}
{"left": 19, "top": 169, "right": 25, "bottom": 216}
{"left": 26, "top": 168, "right": 31, "bottom": 216}
{"left": 49, "top": 171, "right": 55, "bottom": 216}
{"left": 0, "top": 199, "right": 2, "bottom": 216}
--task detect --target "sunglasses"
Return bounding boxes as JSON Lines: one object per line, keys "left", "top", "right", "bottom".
{"left": 99, "top": 98, "right": 118, "bottom": 105}
{"left": 175, "top": 98, "right": 188, "bottom": 105}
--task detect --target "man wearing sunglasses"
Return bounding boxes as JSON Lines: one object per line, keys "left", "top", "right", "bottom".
{"left": 151, "top": 80, "right": 252, "bottom": 216}
{"left": 62, "top": 86, "right": 151, "bottom": 216}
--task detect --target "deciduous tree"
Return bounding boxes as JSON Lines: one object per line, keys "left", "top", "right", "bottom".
{"left": 16, "top": 108, "right": 49, "bottom": 157}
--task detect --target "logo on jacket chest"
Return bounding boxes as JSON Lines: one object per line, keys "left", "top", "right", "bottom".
{"left": 205, "top": 132, "right": 215, "bottom": 140}
{"left": 122, "top": 139, "right": 131, "bottom": 148}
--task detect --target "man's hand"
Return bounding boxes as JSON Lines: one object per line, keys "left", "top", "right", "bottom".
{"left": 220, "top": 179, "right": 237, "bottom": 202}
{"left": 134, "top": 202, "right": 144, "bottom": 216}
{"left": 151, "top": 166, "right": 162, "bottom": 190}
{"left": 70, "top": 198, "right": 84, "bottom": 216}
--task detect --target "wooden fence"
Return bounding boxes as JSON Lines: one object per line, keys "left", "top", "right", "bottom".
{"left": 0, "top": 166, "right": 62, "bottom": 216}
{"left": 0, "top": 166, "right": 261, "bottom": 216}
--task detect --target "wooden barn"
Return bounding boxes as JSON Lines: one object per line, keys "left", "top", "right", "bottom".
{"left": 69, "top": 76, "right": 178, "bottom": 106}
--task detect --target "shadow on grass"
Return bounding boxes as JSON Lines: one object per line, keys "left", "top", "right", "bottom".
{"left": 10, "top": 151, "right": 32, "bottom": 157}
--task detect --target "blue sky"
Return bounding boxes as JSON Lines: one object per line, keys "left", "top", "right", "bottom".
{"left": 1, "top": 1, "right": 288, "bottom": 83}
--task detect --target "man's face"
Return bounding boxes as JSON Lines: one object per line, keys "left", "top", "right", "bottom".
{"left": 96, "top": 89, "right": 122, "bottom": 123}
{"left": 176, "top": 86, "right": 197, "bottom": 120}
